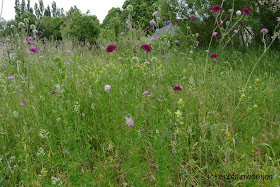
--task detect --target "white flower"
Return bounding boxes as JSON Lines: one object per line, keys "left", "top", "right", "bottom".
{"left": 51, "top": 176, "right": 62, "bottom": 185}
{"left": 236, "top": 10, "right": 241, "bottom": 15}
{"left": 104, "top": 85, "right": 111, "bottom": 93}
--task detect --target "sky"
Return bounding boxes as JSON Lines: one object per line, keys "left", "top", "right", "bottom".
{"left": 1, "top": 0, "right": 126, "bottom": 23}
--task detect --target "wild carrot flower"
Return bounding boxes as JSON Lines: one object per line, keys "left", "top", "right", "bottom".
{"left": 140, "top": 44, "right": 151, "bottom": 53}
{"left": 106, "top": 45, "right": 117, "bottom": 53}
{"left": 190, "top": 14, "right": 195, "bottom": 19}
{"left": 173, "top": 86, "right": 182, "bottom": 91}
{"left": 213, "top": 32, "right": 218, "bottom": 37}
{"left": 66, "top": 50, "right": 72, "bottom": 54}
{"left": 236, "top": 10, "right": 242, "bottom": 15}
{"left": 125, "top": 117, "right": 134, "bottom": 129}
{"left": 143, "top": 91, "right": 149, "bottom": 95}
{"left": 104, "top": 85, "right": 111, "bottom": 93}
{"left": 150, "top": 19, "right": 156, "bottom": 26}
{"left": 8, "top": 76, "right": 14, "bottom": 80}
{"left": 151, "top": 57, "right": 157, "bottom": 62}
{"left": 260, "top": 28, "right": 268, "bottom": 34}
{"left": 233, "top": 30, "right": 238, "bottom": 35}
{"left": 29, "top": 48, "right": 38, "bottom": 53}
{"left": 241, "top": 8, "right": 249, "bottom": 15}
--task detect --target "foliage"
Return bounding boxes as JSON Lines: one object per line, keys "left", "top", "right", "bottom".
{"left": 102, "top": 8, "right": 123, "bottom": 40}
{"left": 39, "top": 16, "right": 64, "bottom": 40}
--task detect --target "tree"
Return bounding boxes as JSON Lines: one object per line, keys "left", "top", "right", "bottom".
{"left": 102, "top": 8, "right": 123, "bottom": 39}
{"left": 14, "top": 0, "right": 21, "bottom": 18}
{"left": 44, "top": 5, "right": 51, "bottom": 17}
{"left": 62, "top": 11, "right": 100, "bottom": 43}
{"left": 39, "top": 16, "right": 64, "bottom": 40}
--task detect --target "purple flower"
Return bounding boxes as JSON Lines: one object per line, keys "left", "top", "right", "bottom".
{"left": 173, "top": 86, "right": 182, "bottom": 91}
{"left": 143, "top": 91, "right": 149, "bottom": 95}
{"left": 140, "top": 44, "right": 151, "bottom": 53}
{"left": 167, "top": 20, "right": 171, "bottom": 24}
{"left": 146, "top": 27, "right": 150, "bottom": 31}
{"left": 19, "top": 89, "right": 23, "bottom": 93}
{"left": 66, "top": 50, "right": 72, "bottom": 54}
{"left": 190, "top": 14, "right": 195, "bottom": 19}
{"left": 151, "top": 37, "right": 155, "bottom": 42}
{"left": 205, "top": 50, "right": 209, "bottom": 52}
{"left": 27, "top": 41, "right": 35, "bottom": 45}
{"left": 52, "top": 90, "right": 57, "bottom": 94}
{"left": 277, "top": 17, "right": 280, "bottom": 22}
{"left": 125, "top": 117, "right": 134, "bottom": 129}
{"left": 35, "top": 20, "right": 38, "bottom": 25}
{"left": 209, "top": 5, "right": 222, "bottom": 12}
{"left": 238, "top": 21, "right": 244, "bottom": 25}
{"left": 210, "top": 53, "right": 218, "bottom": 58}
{"left": 64, "top": 61, "right": 70, "bottom": 65}
{"left": 213, "top": 32, "right": 218, "bottom": 37}
{"left": 40, "top": 49, "right": 44, "bottom": 52}
{"left": 32, "top": 29, "right": 39, "bottom": 34}
{"left": 19, "top": 75, "right": 23, "bottom": 79}
{"left": 233, "top": 30, "right": 238, "bottom": 35}
{"left": 162, "top": 56, "right": 167, "bottom": 59}
{"left": 106, "top": 45, "right": 117, "bottom": 53}
{"left": 175, "top": 40, "right": 179, "bottom": 44}
{"left": 29, "top": 48, "right": 38, "bottom": 53}
{"left": 195, "top": 41, "right": 199, "bottom": 44}
{"left": 226, "top": 14, "right": 230, "bottom": 18}
{"left": 118, "top": 57, "right": 122, "bottom": 60}
{"left": 150, "top": 19, "right": 156, "bottom": 26}
{"left": 144, "top": 61, "right": 150, "bottom": 65}
{"left": 8, "top": 76, "right": 14, "bottom": 80}
{"left": 260, "top": 28, "right": 268, "bottom": 34}
{"left": 241, "top": 8, "right": 249, "bottom": 15}
{"left": 174, "top": 19, "right": 179, "bottom": 23}
{"left": 27, "top": 36, "right": 33, "bottom": 40}
{"left": 152, "top": 11, "right": 157, "bottom": 16}
{"left": 216, "top": 20, "right": 223, "bottom": 25}
{"left": 20, "top": 100, "right": 26, "bottom": 105}
{"left": 68, "top": 72, "right": 71, "bottom": 75}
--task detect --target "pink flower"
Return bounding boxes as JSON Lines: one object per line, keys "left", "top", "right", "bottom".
{"left": 151, "top": 37, "right": 155, "bottom": 42}
{"left": 64, "top": 61, "right": 70, "bottom": 65}
{"left": 226, "top": 14, "right": 230, "bottom": 18}
{"left": 195, "top": 41, "right": 199, "bottom": 44}
{"left": 19, "top": 89, "right": 23, "bottom": 93}
{"left": 19, "top": 75, "right": 23, "bottom": 79}
{"left": 175, "top": 40, "right": 179, "bottom": 43}
{"left": 29, "top": 48, "right": 38, "bottom": 53}
{"left": 277, "top": 17, "right": 280, "bottom": 22}
{"left": 27, "top": 41, "right": 35, "bottom": 45}
{"left": 66, "top": 50, "right": 72, "bottom": 54}
{"left": 216, "top": 20, "right": 223, "bottom": 25}
{"left": 241, "top": 8, "right": 249, "bottom": 15}
{"left": 238, "top": 21, "right": 244, "bottom": 25}
{"left": 174, "top": 19, "right": 179, "bottom": 23}
{"left": 152, "top": 11, "right": 157, "bottom": 16}
{"left": 52, "top": 90, "right": 57, "bottom": 94}
{"left": 190, "top": 14, "right": 195, "bottom": 19}
{"left": 167, "top": 20, "right": 171, "bottom": 24}
{"left": 173, "top": 86, "right": 182, "bottom": 91}
{"left": 260, "top": 28, "right": 268, "bottom": 34}
{"left": 233, "top": 30, "right": 238, "bottom": 35}
{"left": 150, "top": 19, "right": 156, "bottom": 26}
{"left": 118, "top": 57, "right": 122, "bottom": 60}
{"left": 210, "top": 53, "right": 218, "bottom": 58}
{"left": 144, "top": 61, "right": 150, "bottom": 65}
{"left": 106, "top": 45, "right": 117, "bottom": 53}
{"left": 32, "top": 29, "right": 39, "bottom": 34}
{"left": 146, "top": 27, "right": 150, "bottom": 31}
{"left": 209, "top": 5, "right": 222, "bottom": 12}
{"left": 20, "top": 100, "right": 26, "bottom": 105}
{"left": 125, "top": 117, "right": 134, "bottom": 129}
{"left": 140, "top": 44, "right": 151, "bottom": 53}
{"left": 162, "top": 56, "right": 167, "bottom": 59}
{"left": 213, "top": 32, "right": 218, "bottom": 37}
{"left": 143, "top": 91, "right": 149, "bottom": 95}
{"left": 27, "top": 36, "right": 33, "bottom": 40}
{"left": 8, "top": 76, "right": 14, "bottom": 80}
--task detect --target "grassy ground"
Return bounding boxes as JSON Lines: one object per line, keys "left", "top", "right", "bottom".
{"left": 0, "top": 40, "right": 280, "bottom": 186}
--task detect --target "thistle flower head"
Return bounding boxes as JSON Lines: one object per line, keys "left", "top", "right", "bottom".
{"left": 131, "top": 56, "right": 139, "bottom": 63}
{"left": 127, "top": 5, "right": 133, "bottom": 12}
{"left": 150, "top": 19, "right": 156, "bottom": 26}
{"left": 140, "top": 44, "right": 151, "bottom": 53}
{"left": 24, "top": 18, "right": 29, "bottom": 23}
{"left": 125, "top": 117, "right": 134, "bottom": 129}
{"left": 210, "top": 53, "right": 218, "bottom": 58}
{"left": 241, "top": 8, "right": 249, "bottom": 15}
{"left": 260, "top": 28, "right": 268, "bottom": 34}
{"left": 104, "top": 85, "right": 111, "bottom": 93}
{"left": 18, "top": 22, "right": 24, "bottom": 28}
{"left": 30, "top": 24, "right": 36, "bottom": 30}
{"left": 106, "top": 45, "right": 117, "bottom": 53}
{"left": 236, "top": 10, "right": 242, "bottom": 15}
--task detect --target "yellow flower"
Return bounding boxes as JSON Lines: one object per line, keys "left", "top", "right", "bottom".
{"left": 178, "top": 98, "right": 184, "bottom": 105}
{"left": 253, "top": 104, "right": 258, "bottom": 109}
{"left": 242, "top": 94, "right": 246, "bottom": 98}
{"left": 94, "top": 80, "right": 98, "bottom": 84}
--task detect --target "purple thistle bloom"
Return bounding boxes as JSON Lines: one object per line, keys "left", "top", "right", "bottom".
{"left": 174, "top": 19, "right": 179, "bottom": 23}
{"left": 29, "top": 48, "right": 38, "bottom": 53}
{"left": 125, "top": 117, "right": 134, "bottom": 129}
{"left": 213, "top": 32, "right": 218, "bottom": 37}
{"left": 210, "top": 53, "right": 218, "bottom": 58}
{"left": 118, "top": 57, "right": 122, "bottom": 60}
{"left": 27, "top": 41, "right": 35, "bottom": 45}
{"left": 8, "top": 76, "right": 14, "bottom": 80}
{"left": 162, "top": 56, "right": 167, "bottom": 59}
{"left": 209, "top": 5, "right": 222, "bottom": 12}
{"left": 66, "top": 50, "right": 72, "bottom": 54}
{"left": 150, "top": 19, "right": 156, "bottom": 26}
{"left": 216, "top": 20, "right": 223, "bottom": 25}
{"left": 238, "top": 21, "right": 244, "bottom": 25}
{"left": 195, "top": 41, "right": 199, "bottom": 44}
{"left": 157, "top": 17, "right": 161, "bottom": 20}
{"left": 68, "top": 72, "right": 71, "bottom": 75}
{"left": 233, "top": 30, "right": 238, "bottom": 35}
{"left": 146, "top": 27, "right": 150, "bottom": 31}
{"left": 167, "top": 20, "right": 171, "bottom": 24}
{"left": 190, "top": 14, "right": 195, "bottom": 19}
{"left": 260, "top": 28, "right": 268, "bottom": 34}
{"left": 52, "top": 90, "right": 57, "bottom": 94}
{"left": 144, "top": 61, "right": 150, "bottom": 65}
{"left": 175, "top": 40, "right": 179, "bottom": 43}
{"left": 19, "top": 89, "right": 23, "bottom": 93}
{"left": 173, "top": 86, "right": 182, "bottom": 91}
{"left": 40, "top": 48, "right": 44, "bottom": 52}
{"left": 277, "top": 17, "right": 280, "bottom": 22}
{"left": 143, "top": 91, "right": 149, "bottom": 95}
{"left": 205, "top": 50, "right": 209, "bottom": 52}
{"left": 64, "top": 61, "right": 70, "bottom": 65}
{"left": 106, "top": 45, "right": 117, "bottom": 53}
{"left": 151, "top": 37, "right": 155, "bottom": 42}
{"left": 152, "top": 11, "right": 157, "bottom": 16}
{"left": 19, "top": 75, "right": 23, "bottom": 79}
{"left": 226, "top": 14, "right": 230, "bottom": 18}
{"left": 27, "top": 36, "right": 33, "bottom": 40}
{"left": 241, "top": 8, "right": 249, "bottom": 15}
{"left": 20, "top": 100, "right": 26, "bottom": 104}
{"left": 140, "top": 44, "right": 151, "bottom": 53}
{"left": 32, "top": 29, "right": 39, "bottom": 34}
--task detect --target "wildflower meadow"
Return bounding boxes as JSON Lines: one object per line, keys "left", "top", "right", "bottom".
{"left": 0, "top": 0, "right": 280, "bottom": 186}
